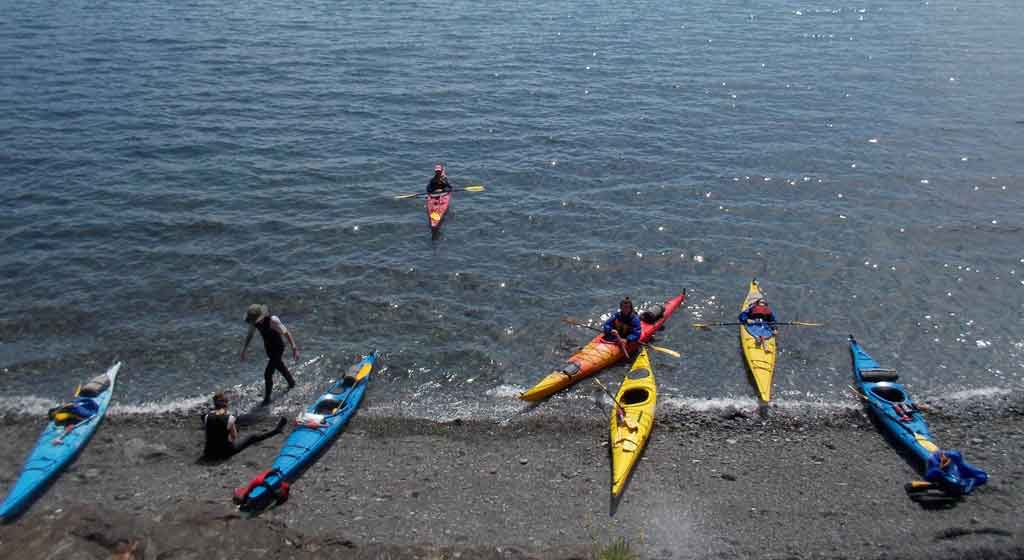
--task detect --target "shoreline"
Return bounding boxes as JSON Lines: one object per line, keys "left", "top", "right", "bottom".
{"left": 0, "top": 400, "right": 1021, "bottom": 559}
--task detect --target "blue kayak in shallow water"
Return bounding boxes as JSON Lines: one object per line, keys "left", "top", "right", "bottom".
{"left": 234, "top": 351, "right": 378, "bottom": 510}
{"left": 849, "top": 336, "right": 987, "bottom": 497}
{"left": 0, "top": 363, "right": 121, "bottom": 522}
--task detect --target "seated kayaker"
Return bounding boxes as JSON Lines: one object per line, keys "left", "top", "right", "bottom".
{"left": 201, "top": 392, "right": 287, "bottom": 461}
{"left": 426, "top": 164, "right": 452, "bottom": 195}
{"left": 739, "top": 298, "right": 778, "bottom": 346}
{"left": 602, "top": 297, "right": 642, "bottom": 357}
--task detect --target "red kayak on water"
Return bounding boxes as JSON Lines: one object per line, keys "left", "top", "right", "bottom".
{"left": 427, "top": 190, "right": 451, "bottom": 232}
{"left": 426, "top": 164, "right": 453, "bottom": 234}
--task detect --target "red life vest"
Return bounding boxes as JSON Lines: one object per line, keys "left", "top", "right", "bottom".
{"left": 748, "top": 303, "right": 772, "bottom": 320}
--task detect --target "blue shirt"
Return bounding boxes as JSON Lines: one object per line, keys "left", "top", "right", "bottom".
{"left": 602, "top": 312, "right": 642, "bottom": 343}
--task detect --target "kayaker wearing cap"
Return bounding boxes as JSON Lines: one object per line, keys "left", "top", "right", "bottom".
{"left": 201, "top": 392, "right": 287, "bottom": 461}
{"left": 426, "top": 164, "right": 452, "bottom": 195}
{"left": 602, "top": 297, "right": 642, "bottom": 359}
{"left": 241, "top": 304, "right": 299, "bottom": 405}
{"left": 739, "top": 298, "right": 778, "bottom": 346}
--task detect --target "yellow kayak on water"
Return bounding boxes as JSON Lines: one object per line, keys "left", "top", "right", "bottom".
{"left": 610, "top": 347, "right": 656, "bottom": 497}
{"left": 739, "top": 279, "right": 776, "bottom": 402}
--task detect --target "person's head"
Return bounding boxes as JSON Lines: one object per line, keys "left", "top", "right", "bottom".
{"left": 212, "top": 391, "right": 229, "bottom": 409}
{"left": 754, "top": 298, "right": 767, "bottom": 307}
{"left": 434, "top": 164, "right": 444, "bottom": 176}
{"left": 619, "top": 297, "right": 634, "bottom": 316}
{"left": 245, "top": 304, "right": 268, "bottom": 324}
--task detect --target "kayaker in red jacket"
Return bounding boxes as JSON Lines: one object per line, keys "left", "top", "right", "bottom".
{"left": 738, "top": 298, "right": 778, "bottom": 346}
{"left": 426, "top": 164, "right": 452, "bottom": 195}
{"left": 602, "top": 297, "right": 642, "bottom": 358}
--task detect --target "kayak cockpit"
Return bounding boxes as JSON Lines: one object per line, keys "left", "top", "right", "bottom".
{"left": 620, "top": 388, "right": 651, "bottom": 406}
{"left": 868, "top": 383, "right": 908, "bottom": 404}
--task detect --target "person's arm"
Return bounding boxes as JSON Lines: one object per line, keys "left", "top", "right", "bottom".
{"left": 626, "top": 315, "right": 642, "bottom": 343}
{"left": 738, "top": 310, "right": 751, "bottom": 324}
{"left": 271, "top": 317, "right": 300, "bottom": 361}
{"left": 443, "top": 178, "right": 453, "bottom": 193}
{"left": 240, "top": 325, "right": 255, "bottom": 361}
{"left": 227, "top": 415, "right": 238, "bottom": 443}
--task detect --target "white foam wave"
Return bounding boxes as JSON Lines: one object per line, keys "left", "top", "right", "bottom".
{"left": 485, "top": 384, "right": 526, "bottom": 398}
{"left": 0, "top": 384, "right": 1016, "bottom": 421}
{"left": 110, "top": 395, "right": 209, "bottom": 416}
{"left": 929, "top": 386, "right": 1014, "bottom": 402}
{"left": 0, "top": 396, "right": 57, "bottom": 416}
{"left": 659, "top": 396, "right": 858, "bottom": 413}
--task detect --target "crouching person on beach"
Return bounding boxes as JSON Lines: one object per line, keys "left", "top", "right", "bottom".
{"left": 201, "top": 392, "right": 286, "bottom": 461}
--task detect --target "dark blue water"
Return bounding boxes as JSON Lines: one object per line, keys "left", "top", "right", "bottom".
{"left": 2, "top": 0, "right": 1023, "bottom": 418}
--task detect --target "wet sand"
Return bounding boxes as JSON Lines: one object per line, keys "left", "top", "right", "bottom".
{"left": 0, "top": 398, "right": 1021, "bottom": 559}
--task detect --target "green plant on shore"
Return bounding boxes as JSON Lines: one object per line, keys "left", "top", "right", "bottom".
{"left": 594, "top": 536, "right": 638, "bottom": 560}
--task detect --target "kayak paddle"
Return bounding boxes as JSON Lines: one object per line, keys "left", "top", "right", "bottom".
{"left": 692, "top": 320, "right": 822, "bottom": 330}
{"left": 592, "top": 378, "right": 638, "bottom": 430}
{"left": 393, "top": 185, "right": 485, "bottom": 200}
{"left": 561, "top": 318, "right": 681, "bottom": 358}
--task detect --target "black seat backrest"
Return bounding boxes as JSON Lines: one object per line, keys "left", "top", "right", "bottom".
{"left": 640, "top": 305, "right": 665, "bottom": 324}
{"left": 860, "top": 369, "right": 899, "bottom": 382}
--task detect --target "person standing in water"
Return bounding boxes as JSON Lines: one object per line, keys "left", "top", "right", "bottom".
{"left": 241, "top": 304, "right": 299, "bottom": 404}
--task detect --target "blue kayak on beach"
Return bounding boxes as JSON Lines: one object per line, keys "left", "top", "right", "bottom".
{"left": 234, "top": 351, "right": 377, "bottom": 510}
{"left": 0, "top": 363, "right": 121, "bottom": 522}
{"left": 849, "top": 336, "right": 986, "bottom": 497}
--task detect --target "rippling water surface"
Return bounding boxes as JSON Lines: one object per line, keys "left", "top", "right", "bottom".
{"left": 2, "top": 0, "right": 1023, "bottom": 416}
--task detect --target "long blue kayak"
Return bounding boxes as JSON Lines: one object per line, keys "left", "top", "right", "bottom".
{"left": 0, "top": 363, "right": 121, "bottom": 522}
{"left": 849, "top": 336, "right": 986, "bottom": 497}
{"left": 234, "top": 351, "right": 377, "bottom": 510}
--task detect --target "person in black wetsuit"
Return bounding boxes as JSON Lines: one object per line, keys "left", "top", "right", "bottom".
{"left": 241, "top": 304, "right": 300, "bottom": 404}
{"left": 426, "top": 164, "right": 452, "bottom": 195}
{"left": 201, "top": 392, "right": 286, "bottom": 461}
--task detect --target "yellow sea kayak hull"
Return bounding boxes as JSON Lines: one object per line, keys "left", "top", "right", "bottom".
{"left": 739, "top": 279, "right": 776, "bottom": 402}
{"left": 610, "top": 348, "right": 656, "bottom": 497}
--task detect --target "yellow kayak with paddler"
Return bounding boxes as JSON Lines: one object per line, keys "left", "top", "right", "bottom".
{"left": 739, "top": 279, "right": 776, "bottom": 402}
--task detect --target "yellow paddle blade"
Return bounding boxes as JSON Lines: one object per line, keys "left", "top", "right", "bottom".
{"left": 393, "top": 192, "right": 421, "bottom": 200}
{"left": 692, "top": 323, "right": 713, "bottom": 330}
{"left": 354, "top": 361, "right": 373, "bottom": 382}
{"left": 791, "top": 321, "right": 823, "bottom": 327}
{"left": 463, "top": 185, "right": 484, "bottom": 192}
{"left": 647, "top": 344, "right": 681, "bottom": 358}
{"left": 914, "top": 433, "right": 940, "bottom": 453}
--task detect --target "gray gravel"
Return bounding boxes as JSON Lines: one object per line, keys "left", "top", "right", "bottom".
{"left": 0, "top": 399, "right": 1021, "bottom": 559}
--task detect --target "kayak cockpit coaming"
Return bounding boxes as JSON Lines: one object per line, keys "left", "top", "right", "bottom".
{"left": 620, "top": 388, "right": 651, "bottom": 406}
{"left": 866, "top": 383, "right": 908, "bottom": 404}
